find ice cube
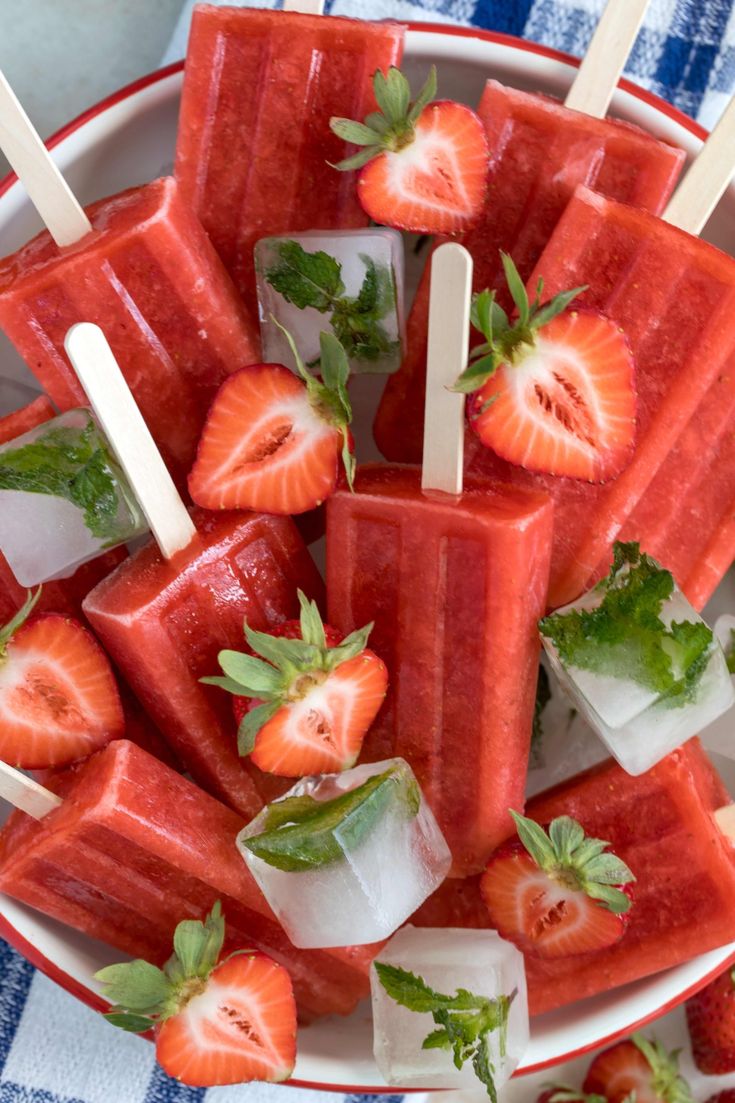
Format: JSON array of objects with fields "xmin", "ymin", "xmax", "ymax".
[
  {"xmin": 0, "ymin": 408, "xmax": 147, "ymax": 586},
  {"xmin": 236, "ymin": 758, "xmax": 451, "ymax": 948},
  {"xmin": 540, "ymin": 550, "xmax": 735, "ymax": 776},
  {"xmin": 370, "ymin": 925, "xmax": 528, "ymax": 1090},
  {"xmin": 255, "ymin": 230, "xmax": 405, "ymax": 375}
]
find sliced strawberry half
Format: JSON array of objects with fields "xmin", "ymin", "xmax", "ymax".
[
  {"xmin": 480, "ymin": 811, "xmax": 635, "ymax": 959},
  {"xmin": 454, "ymin": 253, "xmax": 636, "ymax": 482},
  {"xmin": 583, "ymin": 1034, "xmax": 693, "ymax": 1103},
  {"xmin": 189, "ymin": 330, "xmax": 354, "ymax": 515},
  {"xmin": 0, "ymin": 591, "xmax": 124, "ymax": 769},
  {"xmin": 97, "ymin": 903, "xmax": 297, "ymax": 1088},
  {"xmin": 205, "ymin": 590, "xmax": 388, "ymax": 776},
  {"xmin": 686, "ymin": 964, "xmax": 735, "ymax": 1074},
  {"xmin": 331, "ymin": 67, "xmax": 488, "ymax": 235}
]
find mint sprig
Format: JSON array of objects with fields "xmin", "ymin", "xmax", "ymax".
[
  {"xmin": 241, "ymin": 764, "xmax": 420, "ymax": 872},
  {"xmin": 374, "ymin": 962, "xmax": 514, "ymax": 1102},
  {"xmin": 271, "ymin": 320, "xmax": 355, "ymax": 491},
  {"xmin": 202, "ymin": 590, "xmax": 376, "ymax": 754},
  {"xmin": 540, "ymin": 541, "xmax": 715, "ymax": 706},
  {"xmin": 452, "ymin": 253, "xmax": 586, "ymax": 397},
  {"xmin": 264, "ymin": 241, "xmax": 399, "ymax": 366},
  {"xmin": 0, "ymin": 412, "xmax": 129, "ymax": 543},
  {"xmin": 330, "ymin": 66, "xmax": 437, "ymax": 171},
  {"xmin": 96, "ymin": 903, "xmax": 229, "ymax": 1034},
  {"xmin": 511, "ymin": 810, "xmax": 635, "ymax": 914},
  {"xmin": 631, "ymin": 1033, "xmax": 693, "ymax": 1103}
]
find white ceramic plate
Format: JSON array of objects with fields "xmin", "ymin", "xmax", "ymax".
[{"xmin": 1, "ymin": 23, "xmax": 735, "ymax": 1092}]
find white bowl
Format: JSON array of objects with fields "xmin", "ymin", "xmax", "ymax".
[{"xmin": 1, "ymin": 22, "xmax": 735, "ymax": 1093}]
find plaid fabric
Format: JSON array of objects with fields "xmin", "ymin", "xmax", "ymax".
[{"xmin": 4, "ymin": 1, "xmax": 735, "ymax": 1100}]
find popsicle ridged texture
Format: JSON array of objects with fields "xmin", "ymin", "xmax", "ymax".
[
  {"xmin": 174, "ymin": 6, "xmax": 405, "ymax": 313},
  {"xmin": 327, "ymin": 465, "xmax": 553, "ymax": 877},
  {"xmin": 374, "ymin": 80, "xmax": 685, "ymax": 464},
  {"xmin": 83, "ymin": 509, "xmax": 324, "ymax": 819},
  {"xmin": 0, "ymin": 740, "xmax": 374, "ymax": 1022},
  {"xmin": 0, "ymin": 177, "xmax": 259, "ymax": 484}
]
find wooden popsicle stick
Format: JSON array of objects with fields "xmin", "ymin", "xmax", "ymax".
[
  {"xmin": 0, "ymin": 761, "xmax": 61, "ymax": 820},
  {"xmin": 715, "ymin": 805, "xmax": 735, "ymax": 839},
  {"xmin": 564, "ymin": 0, "xmax": 649, "ymax": 118},
  {"xmin": 663, "ymin": 93, "xmax": 735, "ymax": 236},
  {"xmin": 64, "ymin": 324, "xmax": 196, "ymax": 560},
  {"xmin": 421, "ymin": 243, "xmax": 473, "ymax": 496},
  {"xmin": 0, "ymin": 70, "xmax": 91, "ymax": 248},
  {"xmin": 282, "ymin": 0, "xmax": 325, "ymax": 12}
]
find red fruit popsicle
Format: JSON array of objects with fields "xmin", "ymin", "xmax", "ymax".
[
  {"xmin": 174, "ymin": 5, "xmax": 405, "ymax": 312},
  {"xmin": 374, "ymin": 76, "xmax": 684, "ymax": 464},
  {"xmin": 63, "ymin": 324, "xmax": 323, "ymax": 819},
  {"xmin": 0, "ymin": 396, "xmax": 126, "ymax": 623},
  {"xmin": 0, "ymin": 739, "xmax": 373, "ymax": 1021},
  {"xmin": 412, "ymin": 739, "xmax": 735, "ymax": 1015},
  {"xmin": 466, "ymin": 184, "xmax": 735, "ymax": 608},
  {"xmin": 0, "ymin": 177, "xmax": 258, "ymax": 483},
  {"xmin": 327, "ymin": 246, "xmax": 553, "ymax": 876}
]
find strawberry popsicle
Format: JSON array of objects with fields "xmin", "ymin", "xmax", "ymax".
[
  {"xmin": 465, "ymin": 184, "xmax": 735, "ymax": 608},
  {"xmin": 412, "ymin": 739, "xmax": 735, "ymax": 1014},
  {"xmin": 327, "ymin": 246, "xmax": 553, "ymax": 876},
  {"xmin": 0, "ymin": 177, "xmax": 259, "ymax": 483},
  {"xmin": 0, "ymin": 739, "xmax": 373, "ymax": 1021},
  {"xmin": 174, "ymin": 5, "xmax": 405, "ymax": 313},
  {"xmin": 62, "ymin": 323, "xmax": 323, "ymax": 818},
  {"xmin": 374, "ymin": 78, "xmax": 685, "ymax": 464}
]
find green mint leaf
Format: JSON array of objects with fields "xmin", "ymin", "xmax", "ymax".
[
  {"xmin": 0, "ymin": 586, "xmax": 42, "ymax": 652},
  {"xmin": 0, "ymin": 414, "xmax": 126, "ymax": 542},
  {"xmin": 375, "ymin": 964, "xmax": 512, "ymax": 1101},
  {"xmin": 243, "ymin": 765, "xmax": 418, "ymax": 872},
  {"xmin": 94, "ymin": 960, "xmax": 171, "ymax": 1014},
  {"xmin": 103, "ymin": 1011, "xmax": 155, "ymax": 1034},
  {"xmin": 237, "ymin": 700, "xmax": 280, "ymax": 756},
  {"xmin": 264, "ymin": 794, "xmax": 324, "ymax": 830},
  {"xmin": 265, "ymin": 240, "xmax": 344, "ymax": 313},
  {"xmin": 216, "ymin": 650, "xmax": 284, "ymax": 697},
  {"xmin": 540, "ymin": 541, "xmax": 714, "ymax": 705}
]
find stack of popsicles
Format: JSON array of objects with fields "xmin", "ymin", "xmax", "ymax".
[{"xmin": 3, "ymin": 0, "xmax": 735, "ymax": 1086}]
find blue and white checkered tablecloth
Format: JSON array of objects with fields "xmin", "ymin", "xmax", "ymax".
[{"xmin": 4, "ymin": 1, "xmax": 735, "ymax": 1101}]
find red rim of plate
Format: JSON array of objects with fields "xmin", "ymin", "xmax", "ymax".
[{"xmin": 0, "ymin": 22, "xmax": 719, "ymax": 1088}]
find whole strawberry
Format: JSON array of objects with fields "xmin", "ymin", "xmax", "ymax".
[
  {"xmin": 480, "ymin": 810, "xmax": 635, "ymax": 958},
  {"xmin": 686, "ymin": 964, "xmax": 735, "ymax": 1073},
  {"xmin": 453, "ymin": 254, "xmax": 636, "ymax": 482},
  {"xmin": 96, "ymin": 903, "xmax": 297, "ymax": 1087},
  {"xmin": 204, "ymin": 590, "xmax": 388, "ymax": 776},
  {"xmin": 583, "ymin": 1033, "xmax": 693, "ymax": 1103},
  {"xmin": 0, "ymin": 588, "xmax": 123, "ymax": 768},
  {"xmin": 189, "ymin": 327, "xmax": 354, "ymax": 515},
  {"xmin": 704, "ymin": 1094, "xmax": 735, "ymax": 1102},
  {"xmin": 330, "ymin": 66, "xmax": 488, "ymax": 235}
]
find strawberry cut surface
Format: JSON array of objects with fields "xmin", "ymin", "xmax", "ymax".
[
  {"xmin": 468, "ymin": 309, "xmax": 635, "ymax": 482},
  {"xmin": 480, "ymin": 842, "xmax": 630, "ymax": 958},
  {"xmin": 0, "ymin": 613, "xmax": 124, "ymax": 769},
  {"xmin": 156, "ymin": 952, "xmax": 297, "ymax": 1088},
  {"xmin": 584, "ymin": 1040, "xmax": 657, "ymax": 1102},
  {"xmin": 189, "ymin": 363, "xmax": 344, "ymax": 515},
  {"xmin": 358, "ymin": 101, "xmax": 489, "ymax": 235}
]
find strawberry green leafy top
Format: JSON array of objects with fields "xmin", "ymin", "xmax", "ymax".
[
  {"xmin": 330, "ymin": 66, "xmax": 438, "ymax": 171},
  {"xmin": 540, "ymin": 541, "xmax": 714, "ymax": 705},
  {"xmin": 203, "ymin": 590, "xmax": 375, "ymax": 754},
  {"xmin": 511, "ymin": 810, "xmax": 635, "ymax": 915},
  {"xmin": 452, "ymin": 252, "xmax": 586, "ymax": 400},
  {"xmin": 374, "ymin": 961, "xmax": 514, "ymax": 1102},
  {"xmin": 632, "ymin": 1033, "xmax": 693, "ymax": 1103},
  {"xmin": 95, "ymin": 903, "xmax": 229, "ymax": 1034}
]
